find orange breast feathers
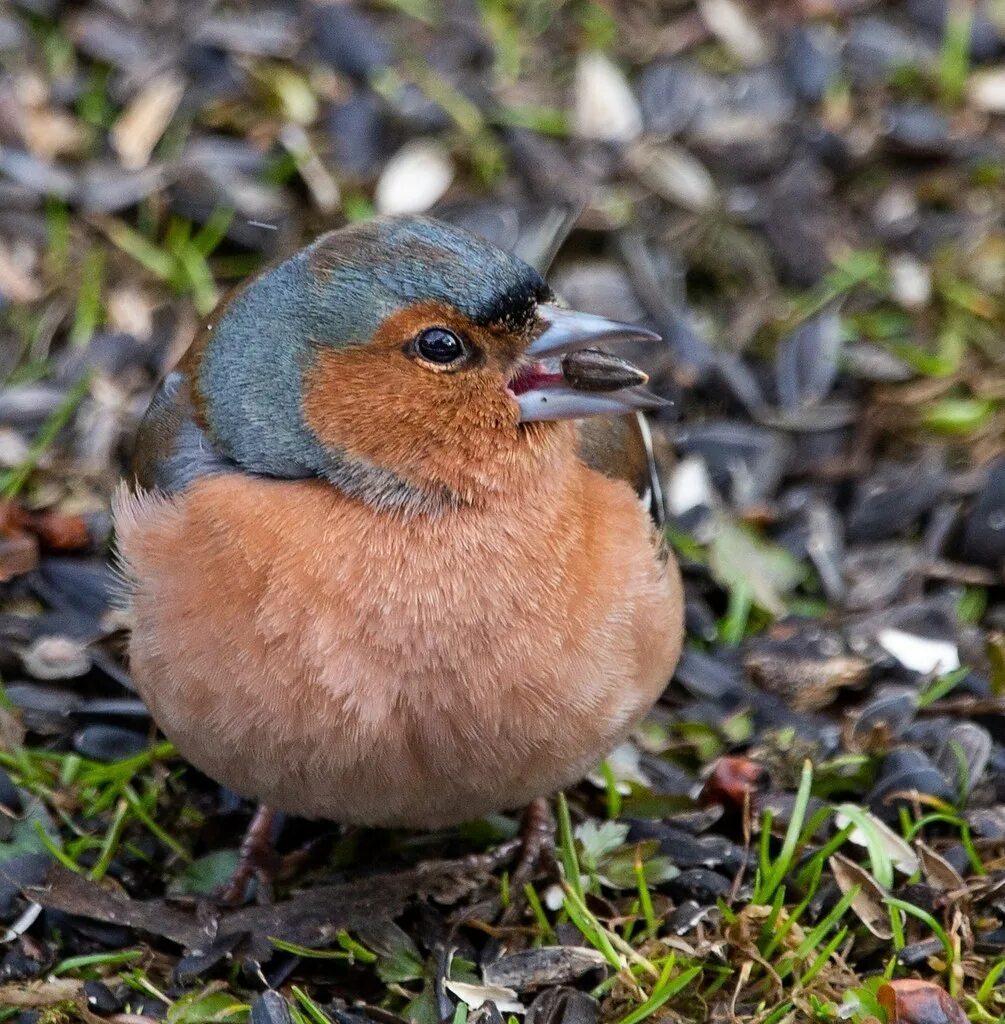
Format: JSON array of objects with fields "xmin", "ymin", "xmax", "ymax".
[{"xmin": 113, "ymin": 464, "xmax": 683, "ymax": 828}]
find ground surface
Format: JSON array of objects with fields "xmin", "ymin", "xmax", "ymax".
[{"xmin": 0, "ymin": 1, "xmax": 1004, "ymax": 1022}]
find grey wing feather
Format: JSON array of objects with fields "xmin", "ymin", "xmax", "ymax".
[{"xmin": 131, "ymin": 372, "xmax": 236, "ymax": 494}]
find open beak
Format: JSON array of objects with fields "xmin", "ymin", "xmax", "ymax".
[{"xmin": 509, "ymin": 303, "xmax": 669, "ymax": 422}]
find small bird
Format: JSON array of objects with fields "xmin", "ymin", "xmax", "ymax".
[{"xmin": 114, "ymin": 215, "xmax": 683, "ymax": 897}]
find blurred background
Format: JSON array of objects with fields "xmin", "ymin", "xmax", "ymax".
[
  {"xmin": 0, "ymin": 0, "xmax": 1004, "ymax": 1018},
  {"xmin": 0, "ymin": 0, "xmax": 1003, "ymax": 514}
]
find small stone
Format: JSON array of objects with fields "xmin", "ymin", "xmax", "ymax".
[
  {"xmin": 250, "ymin": 992, "xmax": 294, "ymax": 1024},
  {"xmin": 312, "ymin": 4, "xmax": 392, "ymax": 80},
  {"xmin": 846, "ymin": 17, "xmax": 934, "ymax": 86},
  {"xmin": 666, "ymin": 867, "xmax": 732, "ymax": 903},
  {"xmin": 869, "ymin": 749, "xmax": 956, "ymax": 811},
  {"xmin": 884, "ymin": 104, "xmax": 952, "ymax": 157},
  {"xmin": 0, "ymin": 428, "xmax": 30, "ymax": 468},
  {"xmin": 850, "ymin": 686, "xmax": 919, "ymax": 742},
  {"xmin": 935, "ymin": 723, "xmax": 992, "ymax": 797},
  {"xmin": 638, "ymin": 60, "xmax": 717, "ymax": 136},
  {"xmin": 0, "ymin": 532, "xmax": 38, "ymax": 582},
  {"xmin": 667, "ymin": 456, "xmax": 716, "ymax": 516},
  {"xmin": 874, "ymin": 186, "xmax": 920, "ymax": 235}
]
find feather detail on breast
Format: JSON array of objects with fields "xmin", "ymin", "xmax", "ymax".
[{"xmin": 112, "ymin": 466, "xmax": 683, "ymax": 828}]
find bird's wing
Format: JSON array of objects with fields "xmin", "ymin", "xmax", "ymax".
[
  {"xmin": 577, "ymin": 413, "xmax": 666, "ymax": 526},
  {"xmin": 131, "ymin": 371, "xmax": 236, "ymax": 494}
]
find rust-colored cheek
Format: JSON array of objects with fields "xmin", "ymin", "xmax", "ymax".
[{"xmin": 301, "ymin": 343, "xmax": 533, "ymax": 501}]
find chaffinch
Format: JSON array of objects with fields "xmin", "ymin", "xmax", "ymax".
[{"xmin": 114, "ymin": 215, "xmax": 683, "ymax": 898}]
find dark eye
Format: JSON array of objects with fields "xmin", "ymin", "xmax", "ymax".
[{"xmin": 415, "ymin": 327, "xmax": 465, "ymax": 365}]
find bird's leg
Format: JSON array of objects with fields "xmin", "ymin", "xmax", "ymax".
[
  {"xmin": 493, "ymin": 798, "xmax": 557, "ymax": 926},
  {"xmin": 217, "ymin": 803, "xmax": 280, "ymax": 906},
  {"xmin": 509, "ymin": 797, "xmax": 557, "ymax": 894}
]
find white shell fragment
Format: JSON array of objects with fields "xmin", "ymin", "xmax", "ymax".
[
  {"xmin": 969, "ymin": 68, "xmax": 1005, "ymax": 113},
  {"xmin": 1, "ymin": 902, "xmax": 42, "ymax": 944},
  {"xmin": 573, "ymin": 52, "xmax": 642, "ymax": 143},
  {"xmin": 586, "ymin": 741, "xmax": 648, "ymax": 791},
  {"xmin": 374, "ymin": 139, "xmax": 454, "ymax": 215},
  {"xmin": 21, "ymin": 636, "xmax": 92, "ymax": 680},
  {"xmin": 834, "ymin": 804, "xmax": 920, "ymax": 875},
  {"xmin": 889, "ymin": 254, "xmax": 932, "ymax": 309},
  {"xmin": 668, "ymin": 456, "xmax": 716, "ymax": 516},
  {"xmin": 443, "ymin": 981, "xmax": 525, "ymax": 1014},
  {"xmin": 876, "ymin": 628, "xmax": 960, "ymax": 675},
  {"xmin": 111, "ymin": 73, "xmax": 186, "ymax": 171},
  {"xmin": 627, "ymin": 143, "xmax": 717, "ymax": 212},
  {"xmin": 697, "ymin": 0, "xmax": 770, "ymax": 66}
]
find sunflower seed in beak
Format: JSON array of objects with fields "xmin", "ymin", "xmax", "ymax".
[{"xmin": 561, "ymin": 348, "xmax": 650, "ymax": 392}]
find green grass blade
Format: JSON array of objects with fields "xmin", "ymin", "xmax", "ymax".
[
  {"xmin": 616, "ymin": 963, "xmax": 701, "ymax": 1024},
  {"xmin": 758, "ymin": 760, "xmax": 813, "ymax": 903},
  {"xmin": 556, "ymin": 792, "xmax": 583, "ymax": 900}
]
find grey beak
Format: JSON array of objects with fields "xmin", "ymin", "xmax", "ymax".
[
  {"xmin": 516, "ymin": 385, "xmax": 667, "ymax": 421},
  {"xmin": 525, "ymin": 304, "xmax": 662, "ymax": 358},
  {"xmin": 516, "ymin": 303, "xmax": 668, "ymax": 422}
]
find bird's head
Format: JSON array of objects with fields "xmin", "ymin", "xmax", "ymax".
[{"xmin": 185, "ymin": 215, "xmax": 662, "ymax": 513}]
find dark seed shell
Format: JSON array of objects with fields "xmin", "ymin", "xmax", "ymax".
[{"xmin": 560, "ymin": 349, "xmax": 649, "ymax": 392}]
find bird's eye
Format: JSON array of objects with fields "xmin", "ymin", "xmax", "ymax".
[{"xmin": 415, "ymin": 327, "xmax": 465, "ymax": 365}]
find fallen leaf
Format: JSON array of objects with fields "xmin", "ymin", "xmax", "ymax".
[
  {"xmin": 25, "ymin": 508, "xmax": 91, "ymax": 550},
  {"xmin": 834, "ymin": 804, "xmax": 919, "ymax": 882},
  {"xmin": 575, "ymin": 820, "xmax": 630, "ymax": 864},
  {"xmin": 1, "ymin": 787, "xmax": 58, "ymax": 864},
  {"xmin": 701, "ymin": 755, "xmax": 767, "ymax": 809},
  {"xmin": 829, "ymin": 853, "xmax": 893, "ymax": 939},
  {"xmin": 915, "ymin": 841, "xmax": 964, "ymax": 892},
  {"xmin": 29, "ymin": 855, "xmax": 502, "ymax": 962},
  {"xmin": 169, "ymin": 849, "xmax": 241, "ymax": 897},
  {"xmin": 0, "ymin": 977, "xmax": 81, "ymax": 1007},
  {"xmin": 358, "ymin": 921, "xmax": 425, "ymax": 984},
  {"xmin": 878, "ymin": 980, "xmax": 968, "ymax": 1024}
]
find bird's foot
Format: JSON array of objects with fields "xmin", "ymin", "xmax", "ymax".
[
  {"xmin": 511, "ymin": 796, "xmax": 557, "ymax": 890},
  {"xmin": 216, "ymin": 804, "xmax": 281, "ymax": 907}
]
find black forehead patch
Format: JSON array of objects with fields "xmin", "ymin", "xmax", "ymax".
[
  {"xmin": 308, "ymin": 215, "xmax": 553, "ymax": 331},
  {"xmin": 474, "ymin": 272, "xmax": 553, "ymax": 330}
]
